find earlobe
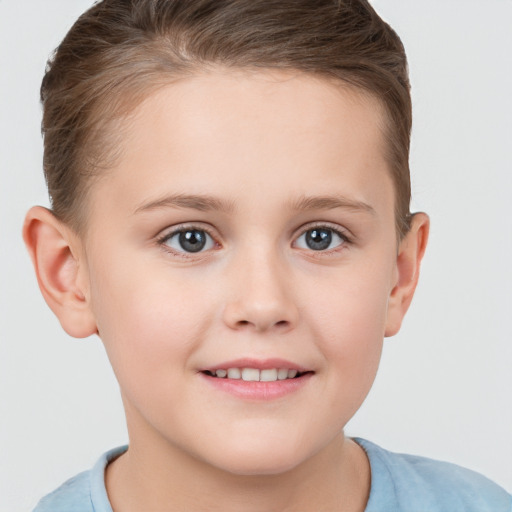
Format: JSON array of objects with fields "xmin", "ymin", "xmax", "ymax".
[
  {"xmin": 385, "ymin": 212, "xmax": 429, "ymax": 337},
  {"xmin": 23, "ymin": 206, "xmax": 97, "ymax": 338}
]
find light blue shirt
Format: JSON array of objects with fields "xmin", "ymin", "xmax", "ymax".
[{"xmin": 33, "ymin": 439, "xmax": 511, "ymax": 511}]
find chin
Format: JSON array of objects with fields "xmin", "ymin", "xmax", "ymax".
[
  {"xmin": 218, "ymin": 457, "xmax": 303, "ymax": 477},
  {"xmin": 203, "ymin": 437, "xmax": 314, "ymax": 477}
]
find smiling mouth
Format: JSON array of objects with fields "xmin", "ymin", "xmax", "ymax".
[{"xmin": 202, "ymin": 368, "xmax": 311, "ymax": 382}]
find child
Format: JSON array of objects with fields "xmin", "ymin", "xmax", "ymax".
[{"xmin": 22, "ymin": 0, "xmax": 511, "ymax": 510}]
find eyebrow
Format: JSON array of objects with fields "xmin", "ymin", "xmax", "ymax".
[
  {"xmin": 288, "ymin": 194, "xmax": 376, "ymax": 216},
  {"xmin": 134, "ymin": 193, "xmax": 236, "ymax": 215},
  {"xmin": 134, "ymin": 192, "xmax": 375, "ymax": 216}
]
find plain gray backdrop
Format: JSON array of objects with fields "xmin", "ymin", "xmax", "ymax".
[{"xmin": 1, "ymin": 1, "xmax": 511, "ymax": 510}]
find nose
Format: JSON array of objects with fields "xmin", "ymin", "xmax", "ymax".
[{"xmin": 222, "ymin": 248, "xmax": 299, "ymax": 333}]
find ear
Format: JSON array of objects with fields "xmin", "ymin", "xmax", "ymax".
[
  {"xmin": 23, "ymin": 206, "xmax": 97, "ymax": 338},
  {"xmin": 385, "ymin": 212, "xmax": 429, "ymax": 337}
]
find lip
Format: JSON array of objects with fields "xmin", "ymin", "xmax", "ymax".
[{"xmin": 199, "ymin": 358, "xmax": 314, "ymax": 401}]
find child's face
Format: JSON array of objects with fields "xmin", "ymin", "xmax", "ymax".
[{"xmin": 78, "ymin": 70, "xmax": 405, "ymax": 474}]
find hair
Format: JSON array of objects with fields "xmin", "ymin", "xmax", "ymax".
[{"xmin": 41, "ymin": 0, "xmax": 412, "ymax": 237}]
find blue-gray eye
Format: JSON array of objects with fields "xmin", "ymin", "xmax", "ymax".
[
  {"xmin": 164, "ymin": 229, "xmax": 215, "ymax": 253},
  {"xmin": 295, "ymin": 228, "xmax": 345, "ymax": 251}
]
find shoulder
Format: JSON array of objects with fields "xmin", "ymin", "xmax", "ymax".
[
  {"xmin": 32, "ymin": 446, "xmax": 127, "ymax": 512},
  {"xmin": 32, "ymin": 470, "xmax": 92, "ymax": 512},
  {"xmin": 355, "ymin": 438, "xmax": 512, "ymax": 512}
]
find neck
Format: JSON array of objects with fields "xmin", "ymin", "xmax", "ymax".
[{"xmin": 106, "ymin": 434, "xmax": 369, "ymax": 512}]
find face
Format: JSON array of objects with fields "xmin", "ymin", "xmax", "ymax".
[{"xmin": 79, "ymin": 70, "xmax": 400, "ymax": 475}]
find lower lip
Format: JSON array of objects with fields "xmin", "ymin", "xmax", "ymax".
[{"xmin": 200, "ymin": 372, "xmax": 313, "ymax": 400}]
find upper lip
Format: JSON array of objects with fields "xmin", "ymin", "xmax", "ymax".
[{"xmin": 200, "ymin": 358, "xmax": 311, "ymax": 372}]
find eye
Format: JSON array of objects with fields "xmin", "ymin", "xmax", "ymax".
[
  {"xmin": 295, "ymin": 227, "xmax": 347, "ymax": 251},
  {"xmin": 161, "ymin": 228, "xmax": 215, "ymax": 253}
]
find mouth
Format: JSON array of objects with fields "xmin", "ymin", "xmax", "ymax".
[
  {"xmin": 201, "ymin": 367, "xmax": 312, "ymax": 382},
  {"xmin": 199, "ymin": 359, "xmax": 314, "ymax": 399}
]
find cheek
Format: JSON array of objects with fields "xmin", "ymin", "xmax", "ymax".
[
  {"xmin": 88, "ymin": 256, "xmax": 213, "ymax": 395},
  {"xmin": 307, "ymin": 258, "xmax": 392, "ymax": 345},
  {"xmin": 304, "ymin": 260, "xmax": 392, "ymax": 408}
]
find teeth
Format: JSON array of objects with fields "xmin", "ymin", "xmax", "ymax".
[
  {"xmin": 260, "ymin": 369, "xmax": 278, "ymax": 382},
  {"xmin": 241, "ymin": 368, "xmax": 260, "ymax": 381},
  {"xmin": 227, "ymin": 368, "xmax": 241, "ymax": 379},
  {"xmin": 208, "ymin": 367, "xmax": 303, "ymax": 381},
  {"xmin": 277, "ymin": 368, "xmax": 289, "ymax": 380}
]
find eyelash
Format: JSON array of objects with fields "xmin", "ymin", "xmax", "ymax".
[{"xmin": 156, "ymin": 222, "xmax": 353, "ymax": 258}]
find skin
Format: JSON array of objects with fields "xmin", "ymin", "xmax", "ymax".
[{"xmin": 24, "ymin": 69, "xmax": 428, "ymax": 511}]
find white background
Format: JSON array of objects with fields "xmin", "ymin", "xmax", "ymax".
[{"xmin": 1, "ymin": 1, "xmax": 511, "ymax": 510}]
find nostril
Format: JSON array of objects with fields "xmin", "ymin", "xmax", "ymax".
[
  {"xmin": 236, "ymin": 319, "xmax": 289, "ymax": 329},
  {"xmin": 223, "ymin": 294, "xmax": 299, "ymax": 332}
]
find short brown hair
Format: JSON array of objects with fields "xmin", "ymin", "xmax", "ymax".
[{"xmin": 41, "ymin": 0, "xmax": 412, "ymax": 236}]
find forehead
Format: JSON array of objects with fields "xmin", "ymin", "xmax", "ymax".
[{"xmin": 87, "ymin": 69, "xmax": 393, "ymax": 225}]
